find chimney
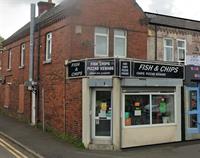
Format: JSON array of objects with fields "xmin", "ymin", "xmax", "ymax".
[{"xmin": 37, "ymin": 0, "xmax": 55, "ymax": 16}]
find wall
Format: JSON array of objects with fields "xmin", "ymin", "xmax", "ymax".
[
  {"xmin": 148, "ymin": 25, "xmax": 200, "ymax": 61},
  {"xmin": 70, "ymin": 0, "xmax": 148, "ymax": 60}
]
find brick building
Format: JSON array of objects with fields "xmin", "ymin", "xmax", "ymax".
[
  {"xmin": 146, "ymin": 12, "xmax": 200, "ymax": 142},
  {"xmin": 0, "ymin": 0, "xmax": 152, "ymax": 149}
]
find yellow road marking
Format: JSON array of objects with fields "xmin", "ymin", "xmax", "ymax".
[
  {"xmin": 0, "ymin": 143, "xmax": 21, "ymax": 158},
  {"xmin": 0, "ymin": 138, "xmax": 28, "ymax": 158}
]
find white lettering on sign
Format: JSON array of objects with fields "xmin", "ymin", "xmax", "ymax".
[
  {"xmin": 71, "ymin": 62, "xmax": 80, "ymax": 67},
  {"xmin": 138, "ymin": 64, "xmax": 154, "ymax": 71},
  {"xmin": 160, "ymin": 66, "xmax": 179, "ymax": 73}
]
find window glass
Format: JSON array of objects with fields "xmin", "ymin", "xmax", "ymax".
[
  {"xmin": 95, "ymin": 91, "xmax": 111, "ymax": 137},
  {"xmin": 178, "ymin": 40, "xmax": 185, "ymax": 47},
  {"xmin": 114, "ymin": 30, "xmax": 127, "ymax": 57},
  {"xmin": 124, "ymin": 94, "xmax": 175, "ymax": 127},
  {"xmin": 125, "ymin": 95, "xmax": 150, "ymax": 126},
  {"xmin": 177, "ymin": 40, "xmax": 186, "ymax": 61},
  {"xmin": 165, "ymin": 47, "xmax": 173, "ymax": 61},
  {"xmin": 165, "ymin": 39, "xmax": 173, "ymax": 46},
  {"xmin": 8, "ymin": 50, "xmax": 12, "ymax": 69},
  {"xmin": 189, "ymin": 114, "xmax": 197, "ymax": 128},
  {"xmin": 20, "ymin": 44, "xmax": 25, "ymax": 67},
  {"xmin": 46, "ymin": 33, "xmax": 52, "ymax": 61},
  {"xmin": 152, "ymin": 95, "xmax": 175, "ymax": 124},
  {"xmin": 96, "ymin": 36, "xmax": 108, "ymax": 56},
  {"xmin": 190, "ymin": 91, "xmax": 197, "ymax": 111},
  {"xmin": 95, "ymin": 27, "xmax": 108, "ymax": 34},
  {"xmin": 164, "ymin": 39, "xmax": 173, "ymax": 61},
  {"xmin": 95, "ymin": 27, "xmax": 108, "ymax": 57},
  {"xmin": 115, "ymin": 30, "xmax": 126, "ymax": 36}
]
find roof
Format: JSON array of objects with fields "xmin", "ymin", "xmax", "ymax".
[
  {"xmin": 3, "ymin": 0, "xmax": 78, "ymax": 46},
  {"xmin": 145, "ymin": 12, "xmax": 200, "ymax": 31}
]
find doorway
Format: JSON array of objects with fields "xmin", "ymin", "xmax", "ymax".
[
  {"xmin": 92, "ymin": 89, "xmax": 112, "ymax": 143},
  {"xmin": 185, "ymin": 87, "xmax": 200, "ymax": 139}
]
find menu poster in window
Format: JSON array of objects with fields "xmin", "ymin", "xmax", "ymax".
[
  {"xmin": 68, "ymin": 61, "xmax": 85, "ymax": 78},
  {"xmin": 133, "ymin": 62, "xmax": 184, "ymax": 79},
  {"xmin": 120, "ymin": 61, "xmax": 131, "ymax": 77},
  {"xmin": 87, "ymin": 59, "xmax": 115, "ymax": 76}
]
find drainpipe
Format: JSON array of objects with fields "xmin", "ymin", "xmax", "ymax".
[
  {"xmin": 29, "ymin": 3, "xmax": 36, "ymax": 126},
  {"xmin": 64, "ymin": 62, "xmax": 67, "ymax": 134},
  {"xmin": 37, "ymin": 22, "xmax": 41, "ymax": 123},
  {"xmin": 155, "ymin": 25, "xmax": 158, "ymax": 60}
]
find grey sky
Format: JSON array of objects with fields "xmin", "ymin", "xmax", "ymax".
[{"xmin": 1, "ymin": 0, "xmax": 200, "ymax": 39}]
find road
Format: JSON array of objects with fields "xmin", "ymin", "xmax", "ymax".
[{"xmin": 0, "ymin": 136, "xmax": 35, "ymax": 158}]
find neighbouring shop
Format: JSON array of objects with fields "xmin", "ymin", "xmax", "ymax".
[
  {"xmin": 184, "ymin": 65, "xmax": 200, "ymax": 140},
  {"xmin": 67, "ymin": 58, "xmax": 184, "ymax": 149}
]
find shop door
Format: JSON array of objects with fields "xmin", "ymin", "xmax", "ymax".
[
  {"xmin": 92, "ymin": 90, "xmax": 112, "ymax": 142},
  {"xmin": 187, "ymin": 87, "xmax": 200, "ymax": 134}
]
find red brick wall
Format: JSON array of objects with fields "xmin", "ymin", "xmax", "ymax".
[
  {"xmin": 69, "ymin": 0, "xmax": 147, "ymax": 60},
  {"xmin": 0, "ymin": 0, "xmax": 147, "ymax": 139}
]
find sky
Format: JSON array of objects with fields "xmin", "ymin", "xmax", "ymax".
[{"xmin": 1, "ymin": 0, "xmax": 200, "ymax": 39}]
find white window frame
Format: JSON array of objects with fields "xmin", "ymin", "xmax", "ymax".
[
  {"xmin": 164, "ymin": 38, "xmax": 174, "ymax": 61},
  {"xmin": 123, "ymin": 92, "xmax": 176, "ymax": 129},
  {"xmin": 177, "ymin": 39, "xmax": 186, "ymax": 63},
  {"xmin": 7, "ymin": 50, "xmax": 12, "ymax": 70},
  {"xmin": 20, "ymin": 43, "xmax": 25, "ymax": 68},
  {"xmin": 94, "ymin": 27, "xmax": 109, "ymax": 57},
  {"xmin": 45, "ymin": 32, "xmax": 52, "ymax": 62},
  {"xmin": 114, "ymin": 29, "xmax": 127, "ymax": 58}
]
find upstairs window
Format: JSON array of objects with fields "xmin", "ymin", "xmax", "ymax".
[
  {"xmin": 177, "ymin": 39, "xmax": 186, "ymax": 62},
  {"xmin": 45, "ymin": 32, "xmax": 52, "ymax": 62},
  {"xmin": 8, "ymin": 50, "xmax": 12, "ymax": 70},
  {"xmin": 164, "ymin": 38, "xmax": 174, "ymax": 61},
  {"xmin": 20, "ymin": 43, "xmax": 25, "ymax": 67},
  {"xmin": 95, "ymin": 27, "xmax": 109, "ymax": 57},
  {"xmin": 114, "ymin": 30, "xmax": 127, "ymax": 58}
]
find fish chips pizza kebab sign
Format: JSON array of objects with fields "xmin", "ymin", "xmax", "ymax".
[{"xmin": 133, "ymin": 62, "xmax": 184, "ymax": 79}]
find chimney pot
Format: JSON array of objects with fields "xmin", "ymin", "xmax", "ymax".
[{"xmin": 38, "ymin": 0, "xmax": 55, "ymax": 16}]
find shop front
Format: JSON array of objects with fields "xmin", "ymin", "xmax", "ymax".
[
  {"xmin": 67, "ymin": 58, "xmax": 184, "ymax": 150},
  {"xmin": 184, "ymin": 66, "xmax": 200, "ymax": 140}
]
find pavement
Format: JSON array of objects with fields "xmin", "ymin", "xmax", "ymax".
[{"xmin": 1, "ymin": 114, "xmax": 200, "ymax": 158}]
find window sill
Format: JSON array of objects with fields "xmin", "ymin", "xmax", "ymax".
[
  {"xmin": 7, "ymin": 69, "xmax": 12, "ymax": 72},
  {"xmin": 19, "ymin": 66, "xmax": 25, "ymax": 69},
  {"xmin": 43, "ymin": 60, "xmax": 52, "ymax": 65},
  {"xmin": 123, "ymin": 123, "xmax": 177, "ymax": 129},
  {"xmin": 17, "ymin": 110, "xmax": 24, "ymax": 114},
  {"xmin": 4, "ymin": 105, "xmax": 9, "ymax": 109}
]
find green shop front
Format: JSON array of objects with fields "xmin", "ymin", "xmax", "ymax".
[{"xmin": 67, "ymin": 58, "xmax": 184, "ymax": 149}]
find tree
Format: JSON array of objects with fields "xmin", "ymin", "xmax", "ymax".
[{"xmin": 0, "ymin": 36, "xmax": 4, "ymax": 48}]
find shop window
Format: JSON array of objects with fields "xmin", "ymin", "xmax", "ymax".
[
  {"xmin": 164, "ymin": 38, "xmax": 174, "ymax": 61},
  {"xmin": 124, "ymin": 93, "xmax": 175, "ymax": 127},
  {"xmin": 125, "ymin": 95, "xmax": 150, "ymax": 126},
  {"xmin": 18, "ymin": 84, "xmax": 25, "ymax": 113},
  {"xmin": 114, "ymin": 30, "xmax": 127, "ymax": 58},
  {"xmin": 20, "ymin": 43, "xmax": 25, "ymax": 67},
  {"xmin": 152, "ymin": 95, "xmax": 175, "ymax": 124},
  {"xmin": 45, "ymin": 32, "xmax": 52, "ymax": 62},
  {"xmin": 94, "ymin": 27, "xmax": 109, "ymax": 57},
  {"xmin": 177, "ymin": 39, "xmax": 186, "ymax": 62}
]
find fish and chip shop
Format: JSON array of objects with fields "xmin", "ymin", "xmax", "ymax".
[{"xmin": 67, "ymin": 58, "xmax": 184, "ymax": 149}]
